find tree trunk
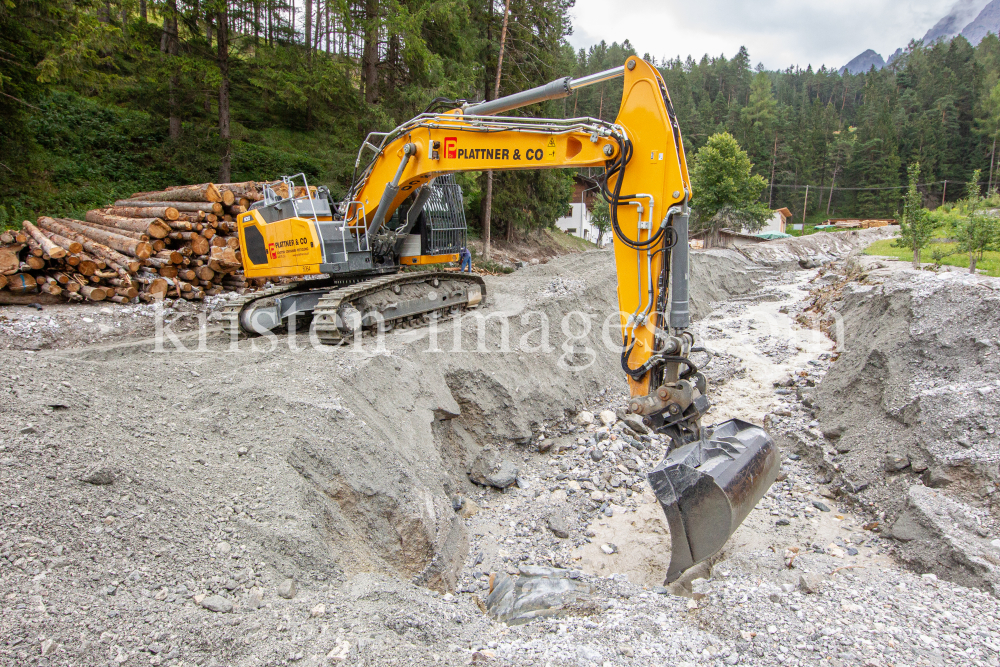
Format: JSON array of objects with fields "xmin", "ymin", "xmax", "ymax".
[
  {"xmin": 22, "ymin": 220, "xmax": 67, "ymax": 259},
  {"xmin": 140, "ymin": 0, "xmax": 147, "ymax": 21},
  {"xmin": 86, "ymin": 210, "xmax": 171, "ymax": 238},
  {"xmin": 481, "ymin": 173, "xmax": 493, "ymax": 261},
  {"xmin": 970, "ymin": 253, "xmax": 977, "ymax": 274},
  {"xmin": 117, "ymin": 199, "xmax": 223, "ymax": 213},
  {"xmin": 162, "ymin": 0, "xmax": 181, "ymax": 140},
  {"xmin": 305, "ymin": 0, "xmax": 312, "ymax": 60},
  {"xmin": 480, "ymin": 0, "xmax": 511, "ymax": 263},
  {"xmin": 913, "ymin": 245, "xmax": 920, "ymax": 270},
  {"xmin": 40, "ymin": 230, "xmax": 82, "ymax": 255},
  {"xmin": 218, "ymin": 5, "xmax": 232, "ymax": 183},
  {"xmin": 126, "ymin": 184, "xmax": 223, "ymax": 203},
  {"xmin": 826, "ymin": 165, "xmax": 838, "ymax": 215},
  {"xmin": 37, "ymin": 218, "xmax": 139, "ymax": 276},
  {"xmin": 105, "ymin": 205, "xmax": 180, "ymax": 221},
  {"xmin": 991, "ymin": 133, "xmax": 997, "ymax": 194},
  {"xmin": 362, "ymin": 0, "xmax": 379, "ymax": 104},
  {"xmin": 40, "ymin": 217, "xmax": 152, "ymax": 259}
]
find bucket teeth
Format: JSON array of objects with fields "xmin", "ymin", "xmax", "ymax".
[{"xmin": 647, "ymin": 419, "xmax": 779, "ymax": 583}]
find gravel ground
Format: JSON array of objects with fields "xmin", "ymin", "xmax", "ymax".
[{"xmin": 3, "ymin": 238, "xmax": 999, "ymax": 667}]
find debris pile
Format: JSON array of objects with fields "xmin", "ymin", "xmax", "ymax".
[{"xmin": 0, "ymin": 181, "xmax": 274, "ymax": 303}]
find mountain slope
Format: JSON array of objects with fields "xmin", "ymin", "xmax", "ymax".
[
  {"xmin": 923, "ymin": 0, "xmax": 990, "ymax": 42},
  {"xmin": 839, "ymin": 49, "xmax": 885, "ymax": 75},
  {"xmin": 961, "ymin": 0, "xmax": 1000, "ymax": 44}
]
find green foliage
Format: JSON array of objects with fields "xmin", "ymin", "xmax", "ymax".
[
  {"xmin": 866, "ymin": 238, "xmax": 1000, "ymax": 276},
  {"xmin": 690, "ymin": 132, "xmax": 770, "ymax": 234},
  {"xmin": 895, "ymin": 163, "xmax": 938, "ymax": 266},
  {"xmin": 952, "ymin": 169, "xmax": 1000, "ymax": 272},
  {"xmin": 590, "ymin": 200, "xmax": 611, "ymax": 245}
]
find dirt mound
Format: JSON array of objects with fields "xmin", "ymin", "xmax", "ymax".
[
  {"xmin": 737, "ymin": 227, "xmax": 895, "ymax": 269},
  {"xmin": 808, "ymin": 268, "xmax": 1000, "ymax": 585}
]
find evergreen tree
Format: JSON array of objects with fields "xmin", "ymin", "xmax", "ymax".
[
  {"xmin": 954, "ymin": 169, "xmax": 999, "ymax": 273},
  {"xmin": 895, "ymin": 163, "xmax": 937, "ymax": 268}
]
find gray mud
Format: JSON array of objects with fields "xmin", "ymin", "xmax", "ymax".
[{"xmin": 3, "ymin": 238, "xmax": 1000, "ymax": 666}]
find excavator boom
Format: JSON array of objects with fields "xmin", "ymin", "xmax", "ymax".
[{"xmin": 234, "ymin": 57, "xmax": 778, "ymax": 583}]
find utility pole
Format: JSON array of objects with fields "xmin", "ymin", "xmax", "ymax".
[
  {"xmin": 802, "ymin": 184, "xmax": 809, "ymax": 223},
  {"xmin": 768, "ymin": 134, "xmax": 777, "ymax": 208},
  {"xmin": 990, "ymin": 132, "xmax": 997, "ymax": 194},
  {"xmin": 481, "ymin": 0, "xmax": 511, "ymax": 262},
  {"xmin": 942, "ymin": 180, "xmax": 947, "ymax": 207}
]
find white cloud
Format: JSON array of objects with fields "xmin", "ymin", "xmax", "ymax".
[{"xmin": 567, "ymin": 0, "xmax": 965, "ymax": 70}]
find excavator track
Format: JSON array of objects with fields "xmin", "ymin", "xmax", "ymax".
[
  {"xmin": 217, "ymin": 281, "xmax": 309, "ymax": 338},
  {"xmin": 217, "ymin": 272, "xmax": 486, "ymax": 345},
  {"xmin": 311, "ymin": 271, "xmax": 486, "ymax": 345}
]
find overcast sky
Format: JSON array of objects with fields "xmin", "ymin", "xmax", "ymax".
[{"xmin": 568, "ymin": 0, "xmax": 980, "ymax": 71}]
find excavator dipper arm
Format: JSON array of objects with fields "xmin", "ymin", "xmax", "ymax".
[{"xmin": 348, "ymin": 57, "xmax": 778, "ymax": 583}]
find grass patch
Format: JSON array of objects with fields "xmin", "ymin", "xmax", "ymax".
[
  {"xmin": 864, "ymin": 239, "xmax": 1000, "ymax": 277},
  {"xmin": 543, "ymin": 228, "xmax": 599, "ymax": 251}
]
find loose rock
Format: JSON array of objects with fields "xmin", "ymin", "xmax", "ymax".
[
  {"xmin": 277, "ymin": 579, "xmax": 297, "ymax": 600},
  {"xmin": 200, "ymin": 595, "xmax": 233, "ymax": 613}
]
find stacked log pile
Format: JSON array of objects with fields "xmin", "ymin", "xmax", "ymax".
[{"xmin": 0, "ymin": 182, "xmax": 271, "ymax": 303}]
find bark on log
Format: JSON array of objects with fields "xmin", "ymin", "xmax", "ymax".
[
  {"xmin": 169, "ymin": 233, "xmax": 209, "ymax": 255},
  {"xmin": 158, "ymin": 266, "xmax": 179, "ymax": 279},
  {"xmin": 7, "ymin": 274, "xmax": 37, "ymax": 294},
  {"xmin": 37, "ymin": 218, "xmax": 140, "ymax": 275},
  {"xmin": 79, "ymin": 285, "xmax": 107, "ymax": 301},
  {"xmin": 78, "ymin": 218, "xmax": 149, "ymax": 241},
  {"xmin": 217, "ymin": 181, "xmax": 262, "ymax": 200},
  {"xmin": 131, "ymin": 183, "xmax": 222, "ymax": 203},
  {"xmin": 196, "ymin": 265, "xmax": 215, "ymax": 281},
  {"xmin": 39, "ymin": 278, "xmax": 62, "ymax": 296},
  {"xmin": 87, "ymin": 210, "xmax": 170, "ymax": 238},
  {"xmin": 166, "ymin": 220, "xmax": 193, "ymax": 231},
  {"xmin": 104, "ymin": 205, "xmax": 180, "ymax": 221},
  {"xmin": 43, "ymin": 230, "xmax": 83, "ymax": 255},
  {"xmin": 23, "ymin": 220, "xmax": 67, "ymax": 259},
  {"xmin": 116, "ymin": 200, "xmax": 223, "ymax": 214},
  {"xmin": 44, "ymin": 217, "xmax": 152, "ymax": 259},
  {"xmin": 0, "ymin": 231, "xmax": 13, "ymax": 244},
  {"xmin": 154, "ymin": 249, "xmax": 184, "ymax": 264},
  {"xmin": 25, "ymin": 235, "xmax": 44, "ymax": 257}
]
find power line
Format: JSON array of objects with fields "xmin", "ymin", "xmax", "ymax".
[
  {"xmin": 770, "ymin": 180, "xmax": 995, "ymax": 193},
  {"xmin": 769, "ymin": 181, "xmax": 947, "ymax": 192}
]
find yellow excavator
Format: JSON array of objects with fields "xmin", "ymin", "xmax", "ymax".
[{"xmin": 221, "ymin": 57, "xmax": 778, "ymax": 584}]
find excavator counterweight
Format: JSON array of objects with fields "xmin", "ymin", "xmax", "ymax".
[{"xmin": 226, "ymin": 57, "xmax": 778, "ymax": 584}]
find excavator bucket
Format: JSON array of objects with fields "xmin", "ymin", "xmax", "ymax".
[{"xmin": 647, "ymin": 419, "xmax": 779, "ymax": 583}]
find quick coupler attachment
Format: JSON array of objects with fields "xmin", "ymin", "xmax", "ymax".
[{"xmin": 646, "ymin": 419, "xmax": 779, "ymax": 583}]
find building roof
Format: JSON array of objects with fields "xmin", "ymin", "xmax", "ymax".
[{"xmin": 775, "ymin": 207, "xmax": 793, "ymax": 219}]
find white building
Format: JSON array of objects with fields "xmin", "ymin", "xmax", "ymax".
[
  {"xmin": 760, "ymin": 207, "xmax": 792, "ymax": 234},
  {"xmin": 553, "ymin": 176, "xmax": 610, "ymax": 246}
]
